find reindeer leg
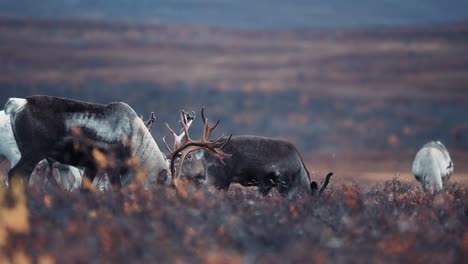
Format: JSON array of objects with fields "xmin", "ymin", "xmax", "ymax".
[
  {"xmin": 109, "ymin": 175, "xmax": 122, "ymax": 190},
  {"xmin": 56, "ymin": 164, "xmax": 71, "ymax": 191},
  {"xmin": 310, "ymin": 181, "xmax": 319, "ymax": 195},
  {"xmin": 108, "ymin": 167, "xmax": 123, "ymax": 190},
  {"xmin": 207, "ymin": 166, "xmax": 230, "ymax": 191},
  {"xmin": 318, "ymin": 172, "xmax": 333, "ymax": 195},
  {"xmin": 45, "ymin": 158, "xmax": 60, "ymax": 189},
  {"xmin": 258, "ymin": 172, "xmax": 276, "ymax": 196},
  {"xmin": 277, "ymin": 175, "xmax": 293, "ymax": 197},
  {"xmin": 81, "ymin": 167, "xmax": 97, "ymax": 191},
  {"xmin": 216, "ymin": 182, "xmax": 231, "ymax": 191},
  {"xmin": 213, "ymin": 174, "xmax": 231, "ymax": 191},
  {"xmin": 8, "ymin": 157, "xmax": 42, "ymax": 186},
  {"xmin": 258, "ymin": 185, "xmax": 273, "ymax": 196}
]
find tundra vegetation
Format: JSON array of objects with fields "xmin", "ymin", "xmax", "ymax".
[
  {"xmin": 1, "ymin": 100, "xmax": 465, "ymax": 263},
  {"xmin": 0, "ymin": 179, "xmax": 467, "ymax": 263}
]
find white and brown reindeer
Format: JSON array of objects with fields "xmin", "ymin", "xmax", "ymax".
[
  {"xmin": 2, "ymin": 105, "xmax": 159, "ymax": 191},
  {"xmin": 412, "ymin": 141, "xmax": 454, "ymax": 193},
  {"xmin": 1, "ymin": 109, "xmax": 83, "ymax": 190},
  {"xmin": 4, "ymin": 95, "xmax": 170, "ymax": 188},
  {"xmin": 168, "ymin": 108, "xmax": 333, "ymax": 198}
]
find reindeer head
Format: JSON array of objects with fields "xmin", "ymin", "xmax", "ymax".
[
  {"xmin": 162, "ymin": 109, "xmax": 202, "ymax": 184},
  {"xmin": 164, "ymin": 108, "xmax": 231, "ymax": 196}
]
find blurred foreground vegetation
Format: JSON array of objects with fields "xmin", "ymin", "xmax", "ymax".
[{"xmin": 1, "ymin": 179, "xmax": 467, "ymax": 263}]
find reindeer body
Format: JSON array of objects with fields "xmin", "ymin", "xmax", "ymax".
[
  {"xmin": 192, "ymin": 135, "xmax": 317, "ymax": 197},
  {"xmin": 412, "ymin": 141, "xmax": 453, "ymax": 193},
  {"xmin": 6, "ymin": 96, "xmax": 169, "ymax": 187}
]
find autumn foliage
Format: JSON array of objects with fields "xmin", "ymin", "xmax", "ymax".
[{"xmin": 0, "ymin": 178, "xmax": 466, "ymax": 263}]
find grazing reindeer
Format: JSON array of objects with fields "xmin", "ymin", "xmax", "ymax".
[
  {"xmin": 171, "ymin": 108, "xmax": 333, "ymax": 198},
  {"xmin": 5, "ymin": 95, "xmax": 170, "ymax": 188},
  {"xmin": 412, "ymin": 141, "xmax": 454, "ymax": 193}
]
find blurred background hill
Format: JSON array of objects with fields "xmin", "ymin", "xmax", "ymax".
[
  {"xmin": 1, "ymin": 0, "xmax": 467, "ymax": 29},
  {"xmin": 0, "ymin": 1, "xmax": 467, "ymax": 183}
]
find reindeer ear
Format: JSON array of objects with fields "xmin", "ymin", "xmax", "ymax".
[{"xmin": 4, "ymin": 98, "xmax": 27, "ymax": 114}]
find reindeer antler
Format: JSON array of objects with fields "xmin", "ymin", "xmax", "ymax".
[
  {"xmin": 180, "ymin": 109, "xmax": 195, "ymax": 127},
  {"xmin": 170, "ymin": 107, "xmax": 231, "ymax": 180},
  {"xmin": 201, "ymin": 107, "xmax": 220, "ymax": 141},
  {"xmin": 163, "ymin": 110, "xmax": 196, "ymax": 155},
  {"xmin": 145, "ymin": 112, "xmax": 156, "ymax": 132}
]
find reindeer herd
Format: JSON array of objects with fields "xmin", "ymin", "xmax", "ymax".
[{"xmin": 0, "ymin": 95, "xmax": 456, "ymax": 197}]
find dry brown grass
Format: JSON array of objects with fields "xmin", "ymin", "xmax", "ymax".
[{"xmin": 0, "ymin": 177, "xmax": 467, "ymax": 263}]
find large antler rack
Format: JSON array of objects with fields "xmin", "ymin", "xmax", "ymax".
[{"xmin": 169, "ymin": 107, "xmax": 232, "ymax": 180}]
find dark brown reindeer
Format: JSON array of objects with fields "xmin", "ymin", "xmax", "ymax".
[{"xmin": 171, "ymin": 108, "xmax": 333, "ymax": 198}]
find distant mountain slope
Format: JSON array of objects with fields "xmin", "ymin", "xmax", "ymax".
[
  {"xmin": 1, "ymin": 18, "xmax": 468, "ymax": 159},
  {"xmin": 0, "ymin": 1, "xmax": 467, "ymax": 29},
  {"xmin": 1, "ymin": 18, "xmax": 467, "ymax": 100}
]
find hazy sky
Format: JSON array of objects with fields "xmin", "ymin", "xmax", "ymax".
[{"xmin": 0, "ymin": 0, "xmax": 467, "ymax": 29}]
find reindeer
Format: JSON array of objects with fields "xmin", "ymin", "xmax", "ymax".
[
  {"xmin": 170, "ymin": 108, "xmax": 333, "ymax": 198},
  {"xmin": 412, "ymin": 141, "xmax": 454, "ymax": 193},
  {"xmin": 4, "ymin": 95, "xmax": 170, "ymax": 188}
]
